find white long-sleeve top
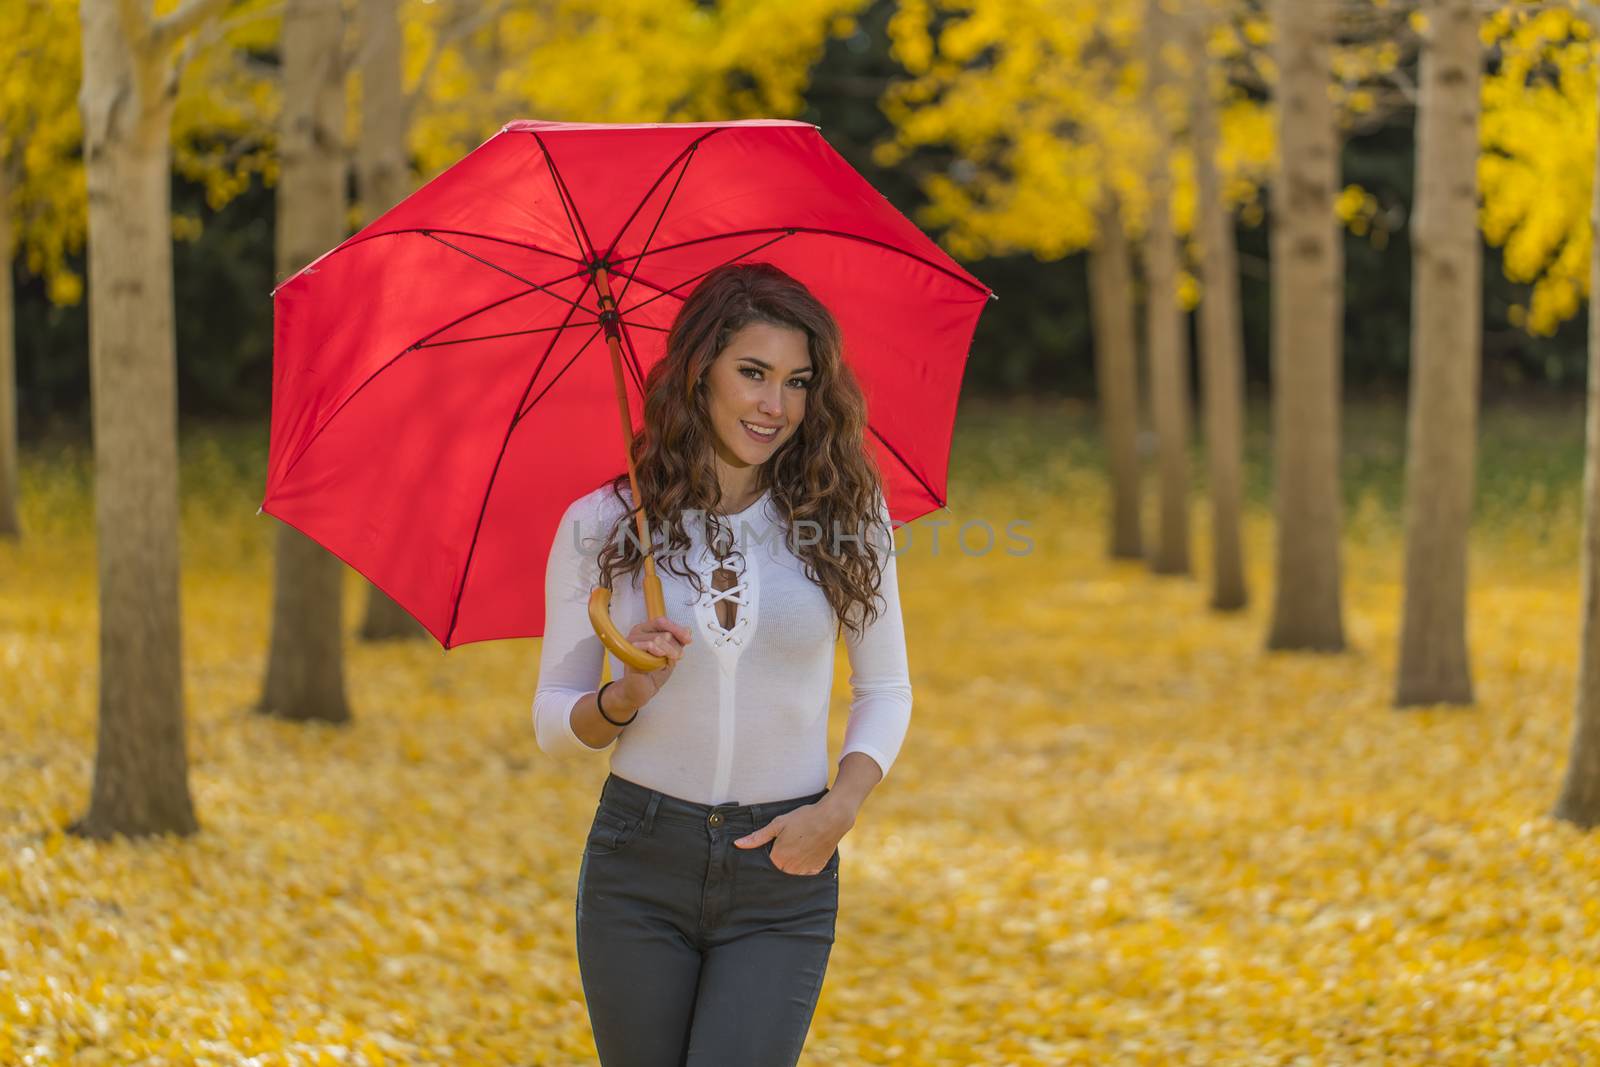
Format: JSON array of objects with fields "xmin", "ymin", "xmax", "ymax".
[{"xmin": 532, "ymin": 482, "xmax": 912, "ymax": 805}]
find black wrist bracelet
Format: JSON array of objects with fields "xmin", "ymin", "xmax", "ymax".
[{"xmin": 596, "ymin": 680, "xmax": 638, "ymax": 727}]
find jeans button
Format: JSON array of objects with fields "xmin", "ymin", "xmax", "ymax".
[{"xmin": 708, "ymin": 812, "xmax": 722, "ymax": 826}]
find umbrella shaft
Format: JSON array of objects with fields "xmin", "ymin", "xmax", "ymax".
[{"xmin": 594, "ymin": 266, "xmax": 666, "ymax": 621}]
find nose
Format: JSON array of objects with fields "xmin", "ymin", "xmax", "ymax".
[{"xmin": 758, "ymin": 383, "xmax": 783, "ymax": 417}]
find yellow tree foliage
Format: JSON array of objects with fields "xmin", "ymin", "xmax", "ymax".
[
  {"xmin": 1, "ymin": 0, "xmax": 87, "ymax": 304},
  {"xmin": 873, "ymin": 0, "xmax": 1459, "ymax": 268},
  {"xmin": 170, "ymin": 0, "xmax": 284, "ymax": 214},
  {"xmin": 408, "ymin": 0, "xmax": 871, "ymax": 180},
  {"xmin": 876, "ymin": 0, "xmax": 1274, "ymax": 265},
  {"xmin": 1326, "ymin": 0, "xmax": 1423, "ymax": 128},
  {"xmin": 400, "ymin": 0, "xmax": 522, "ymax": 180},
  {"xmin": 1, "ymin": 0, "xmax": 284, "ymax": 307},
  {"xmin": 1480, "ymin": 4, "xmax": 1596, "ymax": 336}
]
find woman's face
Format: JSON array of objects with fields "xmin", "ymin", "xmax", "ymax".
[{"xmin": 703, "ymin": 321, "xmax": 813, "ymax": 472}]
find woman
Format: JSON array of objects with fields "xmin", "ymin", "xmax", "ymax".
[{"xmin": 532, "ymin": 262, "xmax": 912, "ymax": 1067}]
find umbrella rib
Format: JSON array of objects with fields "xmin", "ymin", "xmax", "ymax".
[
  {"xmin": 614, "ymin": 318, "xmax": 648, "ymax": 398},
  {"xmin": 611, "ymin": 225, "xmax": 993, "ymax": 299},
  {"xmin": 868, "ymin": 422, "xmax": 946, "ymax": 510},
  {"xmin": 412, "ymin": 268, "xmax": 590, "ymax": 348},
  {"xmin": 446, "ymin": 275, "xmax": 599, "ymax": 647},
  {"xmin": 611, "ymin": 139, "xmax": 703, "ymax": 314},
  {"xmin": 512, "ymin": 323, "xmax": 605, "ymax": 425},
  {"xmin": 592, "ymin": 261, "xmax": 687, "ymax": 306},
  {"xmin": 602, "ymin": 128, "xmax": 726, "ymax": 262},
  {"xmin": 424, "ymin": 233, "xmax": 591, "ymax": 312},
  {"xmin": 416, "ymin": 321, "xmax": 602, "ymax": 349},
  {"xmin": 615, "ymin": 230, "xmax": 797, "ymax": 318},
  {"xmin": 269, "ymin": 228, "xmax": 586, "ymax": 296},
  {"xmin": 533, "ymin": 133, "xmax": 597, "ymax": 262},
  {"xmin": 407, "ymin": 227, "xmax": 586, "ymax": 264},
  {"xmin": 273, "ymin": 264, "xmax": 593, "ymax": 492}
]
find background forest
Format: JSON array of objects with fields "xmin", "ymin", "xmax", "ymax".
[
  {"xmin": 7, "ymin": 0, "xmax": 1597, "ymax": 429},
  {"xmin": 11, "ymin": 0, "xmax": 1600, "ymax": 1063}
]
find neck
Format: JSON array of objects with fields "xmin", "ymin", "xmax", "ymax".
[
  {"xmin": 718, "ymin": 483, "xmax": 764, "ymax": 513},
  {"xmin": 712, "ymin": 455, "xmax": 761, "ymax": 512}
]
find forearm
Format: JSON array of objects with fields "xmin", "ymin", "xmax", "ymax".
[
  {"xmin": 821, "ymin": 751, "xmax": 883, "ymax": 824},
  {"xmin": 569, "ymin": 682, "xmax": 644, "ymax": 750}
]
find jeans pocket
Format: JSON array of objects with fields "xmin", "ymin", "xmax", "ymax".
[
  {"xmin": 585, "ymin": 808, "xmax": 643, "ymax": 857},
  {"xmin": 764, "ymin": 843, "xmax": 840, "ymax": 878}
]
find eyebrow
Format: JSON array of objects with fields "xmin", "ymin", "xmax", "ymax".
[{"xmin": 739, "ymin": 358, "xmax": 814, "ymax": 375}]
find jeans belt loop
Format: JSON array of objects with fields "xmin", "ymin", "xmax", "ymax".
[{"xmin": 643, "ymin": 792, "xmax": 661, "ymax": 835}]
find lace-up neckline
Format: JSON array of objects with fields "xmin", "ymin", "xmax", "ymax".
[
  {"xmin": 705, "ymin": 563, "xmax": 751, "ymax": 647},
  {"xmin": 698, "ymin": 489, "xmax": 770, "ymax": 646}
]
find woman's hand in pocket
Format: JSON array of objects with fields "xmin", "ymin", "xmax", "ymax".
[{"xmin": 733, "ymin": 801, "xmax": 848, "ymax": 875}]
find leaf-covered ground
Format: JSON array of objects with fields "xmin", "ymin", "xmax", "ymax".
[{"xmin": 3, "ymin": 397, "xmax": 1599, "ymax": 1065}]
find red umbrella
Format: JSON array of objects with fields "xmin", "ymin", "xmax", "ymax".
[{"xmin": 262, "ymin": 118, "xmax": 994, "ymax": 650}]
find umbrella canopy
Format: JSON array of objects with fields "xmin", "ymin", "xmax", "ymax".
[{"xmin": 263, "ymin": 118, "xmax": 994, "ymax": 648}]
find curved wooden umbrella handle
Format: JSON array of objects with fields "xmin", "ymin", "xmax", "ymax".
[{"xmin": 587, "ymin": 565, "xmax": 669, "ymax": 673}]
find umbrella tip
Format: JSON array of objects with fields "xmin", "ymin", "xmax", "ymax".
[
  {"xmin": 988, "ymin": 291, "xmax": 999, "ymax": 302},
  {"xmin": 255, "ymin": 505, "xmax": 263, "ymax": 516}
]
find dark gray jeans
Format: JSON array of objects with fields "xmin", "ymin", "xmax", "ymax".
[{"xmin": 575, "ymin": 772, "xmax": 841, "ymax": 1067}]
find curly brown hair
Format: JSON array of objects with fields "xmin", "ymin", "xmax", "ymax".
[{"xmin": 594, "ymin": 262, "xmax": 893, "ymax": 640}]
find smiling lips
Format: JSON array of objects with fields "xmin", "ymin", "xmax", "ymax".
[{"xmin": 741, "ymin": 420, "xmax": 780, "ymax": 442}]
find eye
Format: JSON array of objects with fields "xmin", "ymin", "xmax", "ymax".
[{"xmin": 741, "ymin": 366, "xmax": 811, "ymax": 389}]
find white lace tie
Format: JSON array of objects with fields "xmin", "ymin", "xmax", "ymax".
[
  {"xmin": 703, "ymin": 543, "xmax": 752, "ymax": 648},
  {"xmin": 705, "ymin": 580, "xmax": 751, "ymax": 648}
]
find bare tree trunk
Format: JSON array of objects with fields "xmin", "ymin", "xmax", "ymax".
[
  {"xmin": 1143, "ymin": 0, "xmax": 1192, "ymax": 576},
  {"xmin": 1553, "ymin": 3, "xmax": 1600, "ymax": 827},
  {"xmin": 355, "ymin": 0, "xmax": 426, "ymax": 641},
  {"xmin": 1090, "ymin": 199, "xmax": 1143, "ymax": 560},
  {"xmin": 361, "ymin": 585, "xmax": 424, "ymax": 641},
  {"xmin": 357, "ymin": 0, "xmax": 405, "ymax": 224},
  {"xmin": 259, "ymin": 0, "xmax": 352, "ymax": 723},
  {"xmin": 1395, "ymin": 0, "xmax": 1481, "ymax": 706},
  {"xmin": 1188, "ymin": 5, "xmax": 1248, "ymax": 611},
  {"xmin": 69, "ymin": 0, "xmax": 203, "ymax": 839},
  {"xmin": 0, "ymin": 164, "xmax": 18, "ymax": 540},
  {"xmin": 1266, "ymin": 0, "xmax": 1345, "ymax": 651}
]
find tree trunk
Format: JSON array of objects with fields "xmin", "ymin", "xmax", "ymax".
[
  {"xmin": 259, "ymin": 0, "xmax": 352, "ymax": 723},
  {"xmin": 0, "ymin": 163, "xmax": 19, "ymax": 540},
  {"xmin": 1189, "ymin": 7, "xmax": 1248, "ymax": 611},
  {"xmin": 1552, "ymin": 4, "xmax": 1600, "ymax": 827},
  {"xmin": 69, "ymin": 0, "xmax": 197, "ymax": 839},
  {"xmin": 1266, "ymin": 0, "xmax": 1345, "ymax": 651},
  {"xmin": 1089, "ymin": 199, "xmax": 1143, "ymax": 561},
  {"xmin": 1395, "ymin": 0, "xmax": 1481, "ymax": 706},
  {"xmin": 361, "ymin": 584, "xmax": 425, "ymax": 640},
  {"xmin": 357, "ymin": 0, "xmax": 406, "ymax": 225},
  {"xmin": 355, "ymin": 0, "xmax": 426, "ymax": 641},
  {"xmin": 1143, "ymin": 0, "xmax": 1191, "ymax": 576}
]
